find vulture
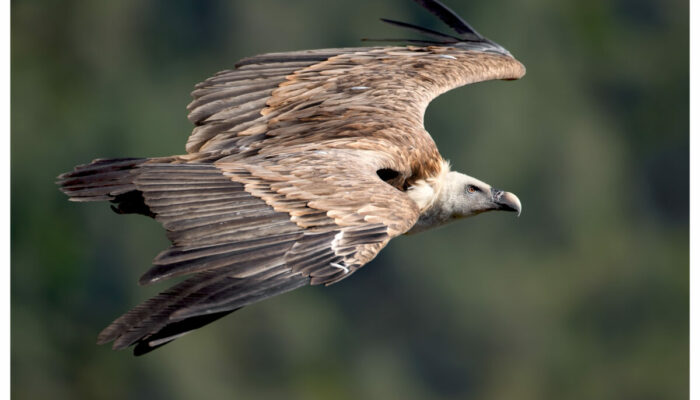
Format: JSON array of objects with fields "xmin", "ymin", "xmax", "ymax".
[{"xmin": 58, "ymin": 0, "xmax": 525, "ymax": 355}]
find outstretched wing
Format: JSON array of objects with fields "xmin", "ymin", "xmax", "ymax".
[
  {"xmin": 185, "ymin": 2, "xmax": 525, "ymax": 181},
  {"xmin": 185, "ymin": 47, "xmax": 366, "ymax": 154},
  {"xmin": 59, "ymin": 153, "xmax": 418, "ymax": 354}
]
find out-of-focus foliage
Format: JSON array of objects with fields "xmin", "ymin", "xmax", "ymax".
[{"xmin": 11, "ymin": 0, "xmax": 687, "ymax": 399}]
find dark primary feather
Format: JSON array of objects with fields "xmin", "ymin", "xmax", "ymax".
[
  {"xmin": 379, "ymin": 18, "xmax": 461, "ymax": 42},
  {"xmin": 132, "ymin": 310, "xmax": 235, "ymax": 356},
  {"xmin": 412, "ymin": 0, "xmax": 484, "ymax": 39},
  {"xmin": 102, "ymin": 266, "xmax": 309, "ymax": 355},
  {"xmin": 377, "ymin": 0, "xmax": 511, "ymax": 55}
]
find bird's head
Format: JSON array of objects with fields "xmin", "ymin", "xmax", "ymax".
[
  {"xmin": 440, "ymin": 171, "xmax": 521, "ymax": 218},
  {"xmin": 407, "ymin": 170, "xmax": 521, "ymax": 234}
]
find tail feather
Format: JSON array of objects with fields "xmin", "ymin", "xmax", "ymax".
[
  {"xmin": 58, "ymin": 157, "xmax": 154, "ymax": 216},
  {"xmin": 58, "ymin": 158, "xmax": 145, "ymax": 197}
]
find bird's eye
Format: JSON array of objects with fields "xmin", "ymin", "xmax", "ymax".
[{"xmin": 467, "ymin": 185, "xmax": 479, "ymax": 194}]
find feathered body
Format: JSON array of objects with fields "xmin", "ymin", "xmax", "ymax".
[{"xmin": 58, "ymin": 0, "xmax": 525, "ymax": 355}]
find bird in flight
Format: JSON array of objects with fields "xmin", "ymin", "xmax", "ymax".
[{"xmin": 58, "ymin": 0, "xmax": 525, "ymax": 355}]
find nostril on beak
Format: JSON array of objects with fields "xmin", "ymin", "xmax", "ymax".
[{"xmin": 490, "ymin": 188, "xmax": 504, "ymax": 201}]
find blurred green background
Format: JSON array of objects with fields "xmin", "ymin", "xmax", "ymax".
[{"xmin": 11, "ymin": 0, "xmax": 688, "ymax": 399}]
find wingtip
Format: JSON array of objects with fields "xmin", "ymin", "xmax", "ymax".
[
  {"xmin": 411, "ymin": 0, "xmax": 484, "ymax": 39},
  {"xmin": 138, "ymin": 272, "xmax": 159, "ymax": 286},
  {"xmin": 96, "ymin": 327, "xmax": 119, "ymax": 347},
  {"xmin": 377, "ymin": 0, "xmax": 514, "ymax": 53},
  {"xmin": 379, "ymin": 17, "xmax": 462, "ymax": 43}
]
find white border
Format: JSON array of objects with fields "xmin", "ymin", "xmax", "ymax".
[
  {"xmin": 2, "ymin": 0, "xmax": 10, "ymax": 395},
  {"xmin": 690, "ymin": 0, "xmax": 697, "ymax": 397}
]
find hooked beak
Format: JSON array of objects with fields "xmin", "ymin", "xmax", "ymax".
[{"xmin": 491, "ymin": 188, "xmax": 522, "ymax": 216}]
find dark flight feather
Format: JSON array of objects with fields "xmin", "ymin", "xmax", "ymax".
[
  {"xmin": 133, "ymin": 310, "xmax": 235, "ymax": 356},
  {"xmin": 411, "ymin": 0, "xmax": 484, "ymax": 39},
  {"xmin": 379, "ymin": 18, "xmax": 462, "ymax": 42}
]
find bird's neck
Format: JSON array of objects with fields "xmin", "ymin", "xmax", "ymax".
[
  {"xmin": 406, "ymin": 205, "xmax": 454, "ymax": 234},
  {"xmin": 405, "ymin": 160, "xmax": 452, "ymax": 234}
]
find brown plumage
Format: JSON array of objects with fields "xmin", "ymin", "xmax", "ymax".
[{"xmin": 57, "ymin": 0, "xmax": 525, "ymax": 355}]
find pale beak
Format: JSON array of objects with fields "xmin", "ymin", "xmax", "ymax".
[{"xmin": 491, "ymin": 188, "xmax": 522, "ymax": 216}]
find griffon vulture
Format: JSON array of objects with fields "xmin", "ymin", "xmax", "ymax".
[{"xmin": 58, "ymin": 0, "xmax": 525, "ymax": 355}]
